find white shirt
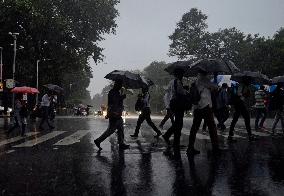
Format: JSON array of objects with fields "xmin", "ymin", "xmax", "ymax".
[
  {"xmin": 41, "ymin": 94, "xmax": 51, "ymax": 107},
  {"xmin": 195, "ymin": 75, "xmax": 218, "ymax": 110},
  {"xmin": 163, "ymin": 92, "xmax": 171, "ymax": 109}
]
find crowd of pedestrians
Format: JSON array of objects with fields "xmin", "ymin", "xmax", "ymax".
[
  {"xmin": 6, "ymin": 90, "xmax": 57, "ymax": 136},
  {"xmin": 94, "ymin": 68, "xmax": 284, "ymax": 158}
]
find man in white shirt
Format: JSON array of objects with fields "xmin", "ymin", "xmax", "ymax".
[
  {"xmin": 162, "ymin": 68, "xmax": 187, "ymax": 151},
  {"xmin": 187, "ymin": 70, "xmax": 220, "ymax": 156},
  {"xmin": 39, "ymin": 90, "xmax": 54, "ymax": 130}
]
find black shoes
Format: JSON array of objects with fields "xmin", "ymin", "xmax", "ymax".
[
  {"xmin": 94, "ymin": 139, "xmax": 102, "ymax": 151},
  {"xmin": 119, "ymin": 144, "xmax": 130, "ymax": 150},
  {"xmin": 186, "ymin": 148, "xmax": 200, "ymax": 156}
]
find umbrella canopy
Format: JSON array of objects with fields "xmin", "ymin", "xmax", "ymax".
[
  {"xmin": 185, "ymin": 59, "xmax": 240, "ymax": 77},
  {"xmin": 105, "ymin": 70, "xmax": 153, "ymax": 89},
  {"xmin": 210, "ymin": 75, "xmax": 238, "ymax": 87},
  {"xmin": 271, "ymin": 76, "xmax": 284, "ymax": 84},
  {"xmin": 231, "ymin": 71, "xmax": 270, "ymax": 84},
  {"xmin": 164, "ymin": 60, "xmax": 192, "ymax": 75},
  {"xmin": 11, "ymin": 86, "xmax": 39, "ymax": 94},
  {"xmin": 43, "ymin": 84, "xmax": 64, "ymax": 93}
]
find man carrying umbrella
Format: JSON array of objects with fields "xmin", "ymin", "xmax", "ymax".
[
  {"xmin": 186, "ymin": 69, "xmax": 220, "ymax": 156},
  {"xmin": 39, "ymin": 90, "xmax": 55, "ymax": 131},
  {"xmin": 228, "ymin": 76, "xmax": 256, "ymax": 142},
  {"xmin": 162, "ymin": 68, "xmax": 188, "ymax": 152},
  {"xmin": 130, "ymin": 86, "xmax": 162, "ymax": 138},
  {"xmin": 94, "ymin": 80, "xmax": 130, "ymax": 151}
]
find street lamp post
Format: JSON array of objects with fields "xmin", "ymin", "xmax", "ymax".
[
  {"xmin": 9, "ymin": 32, "xmax": 19, "ymax": 111},
  {"xmin": 36, "ymin": 59, "xmax": 51, "ymax": 104}
]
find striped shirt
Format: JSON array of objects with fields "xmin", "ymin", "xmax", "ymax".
[{"xmin": 255, "ymin": 89, "xmax": 266, "ymax": 109}]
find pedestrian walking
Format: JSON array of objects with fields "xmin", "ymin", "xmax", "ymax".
[
  {"xmin": 159, "ymin": 89, "xmax": 175, "ymax": 129},
  {"xmin": 162, "ymin": 68, "xmax": 187, "ymax": 151},
  {"xmin": 270, "ymin": 84, "xmax": 284, "ymax": 134},
  {"xmin": 215, "ymin": 83, "xmax": 230, "ymax": 131},
  {"xmin": 186, "ymin": 70, "xmax": 220, "ymax": 156},
  {"xmin": 254, "ymin": 85, "xmax": 267, "ymax": 130},
  {"xmin": 94, "ymin": 80, "xmax": 130, "ymax": 151},
  {"xmin": 130, "ymin": 86, "xmax": 162, "ymax": 138},
  {"xmin": 19, "ymin": 100, "xmax": 29, "ymax": 136},
  {"xmin": 6, "ymin": 96, "xmax": 23, "ymax": 136},
  {"xmin": 39, "ymin": 90, "xmax": 55, "ymax": 130},
  {"xmin": 228, "ymin": 77, "xmax": 256, "ymax": 142}
]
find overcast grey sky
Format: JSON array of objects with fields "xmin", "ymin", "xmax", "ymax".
[{"xmin": 88, "ymin": 0, "xmax": 284, "ymax": 96}]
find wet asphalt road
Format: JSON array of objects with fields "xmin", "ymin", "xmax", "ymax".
[{"xmin": 0, "ymin": 116, "xmax": 284, "ymax": 196}]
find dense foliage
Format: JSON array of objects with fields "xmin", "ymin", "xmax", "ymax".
[{"xmin": 0, "ymin": 0, "xmax": 119, "ymax": 104}]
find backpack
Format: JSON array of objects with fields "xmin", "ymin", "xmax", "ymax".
[
  {"xmin": 189, "ymin": 83, "xmax": 201, "ymax": 106},
  {"xmin": 135, "ymin": 97, "xmax": 144, "ymax": 111},
  {"xmin": 170, "ymin": 80, "xmax": 192, "ymax": 111}
]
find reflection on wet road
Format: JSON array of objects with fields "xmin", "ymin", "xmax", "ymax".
[{"xmin": 0, "ymin": 117, "xmax": 284, "ymax": 195}]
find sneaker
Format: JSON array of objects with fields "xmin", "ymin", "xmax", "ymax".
[
  {"xmin": 130, "ymin": 134, "xmax": 138, "ymax": 138},
  {"xmin": 94, "ymin": 139, "xmax": 102, "ymax": 151},
  {"xmin": 227, "ymin": 136, "xmax": 237, "ymax": 142},
  {"xmin": 186, "ymin": 148, "xmax": 200, "ymax": 156},
  {"xmin": 162, "ymin": 135, "xmax": 171, "ymax": 146},
  {"xmin": 159, "ymin": 124, "xmax": 163, "ymax": 130},
  {"xmin": 119, "ymin": 144, "xmax": 130, "ymax": 150}
]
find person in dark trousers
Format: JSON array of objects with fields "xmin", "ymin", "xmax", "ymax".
[
  {"xmin": 6, "ymin": 96, "xmax": 23, "ymax": 136},
  {"xmin": 94, "ymin": 80, "xmax": 130, "ymax": 151},
  {"xmin": 162, "ymin": 68, "xmax": 187, "ymax": 151},
  {"xmin": 271, "ymin": 84, "xmax": 284, "ymax": 134},
  {"xmin": 187, "ymin": 70, "xmax": 220, "ymax": 156},
  {"xmin": 254, "ymin": 85, "xmax": 267, "ymax": 130},
  {"xmin": 39, "ymin": 90, "xmax": 55, "ymax": 130},
  {"xmin": 215, "ymin": 83, "xmax": 230, "ymax": 131},
  {"xmin": 228, "ymin": 77, "xmax": 256, "ymax": 142},
  {"xmin": 19, "ymin": 100, "xmax": 29, "ymax": 136},
  {"xmin": 130, "ymin": 86, "xmax": 162, "ymax": 138},
  {"xmin": 159, "ymin": 89, "xmax": 174, "ymax": 129}
]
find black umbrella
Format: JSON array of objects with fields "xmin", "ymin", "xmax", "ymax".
[
  {"xmin": 185, "ymin": 59, "xmax": 240, "ymax": 77},
  {"xmin": 271, "ymin": 76, "xmax": 284, "ymax": 84},
  {"xmin": 231, "ymin": 71, "xmax": 270, "ymax": 84},
  {"xmin": 43, "ymin": 84, "xmax": 64, "ymax": 93},
  {"xmin": 105, "ymin": 70, "xmax": 153, "ymax": 89},
  {"xmin": 164, "ymin": 60, "xmax": 193, "ymax": 75}
]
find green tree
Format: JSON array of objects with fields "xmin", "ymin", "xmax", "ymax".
[
  {"xmin": 169, "ymin": 8, "xmax": 208, "ymax": 60},
  {"xmin": 0, "ymin": 0, "xmax": 119, "ymax": 104}
]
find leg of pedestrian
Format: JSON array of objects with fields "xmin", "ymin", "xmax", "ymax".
[
  {"xmin": 228, "ymin": 106, "xmax": 241, "ymax": 142},
  {"xmin": 259, "ymin": 108, "xmax": 267, "ymax": 129},
  {"xmin": 204, "ymin": 107, "xmax": 219, "ymax": 151},
  {"xmin": 187, "ymin": 109, "xmax": 203, "ymax": 156},
  {"xmin": 94, "ymin": 118, "xmax": 119, "ymax": 151},
  {"xmin": 272, "ymin": 112, "xmax": 280, "ymax": 134},
  {"xmin": 131, "ymin": 112, "xmax": 145, "ymax": 137},
  {"xmin": 116, "ymin": 118, "xmax": 129, "ymax": 150}
]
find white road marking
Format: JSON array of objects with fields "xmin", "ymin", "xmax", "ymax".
[
  {"xmin": 218, "ymin": 133, "xmax": 245, "ymax": 139},
  {"xmin": 0, "ymin": 132, "xmax": 39, "ymax": 147},
  {"xmin": 54, "ymin": 130, "xmax": 91, "ymax": 146},
  {"xmin": 6, "ymin": 150, "xmax": 15, "ymax": 154},
  {"xmin": 13, "ymin": 131, "xmax": 65, "ymax": 147},
  {"xmin": 235, "ymin": 128, "xmax": 270, "ymax": 137}
]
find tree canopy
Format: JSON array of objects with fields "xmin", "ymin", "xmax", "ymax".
[{"xmin": 0, "ymin": 0, "xmax": 119, "ymax": 104}]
